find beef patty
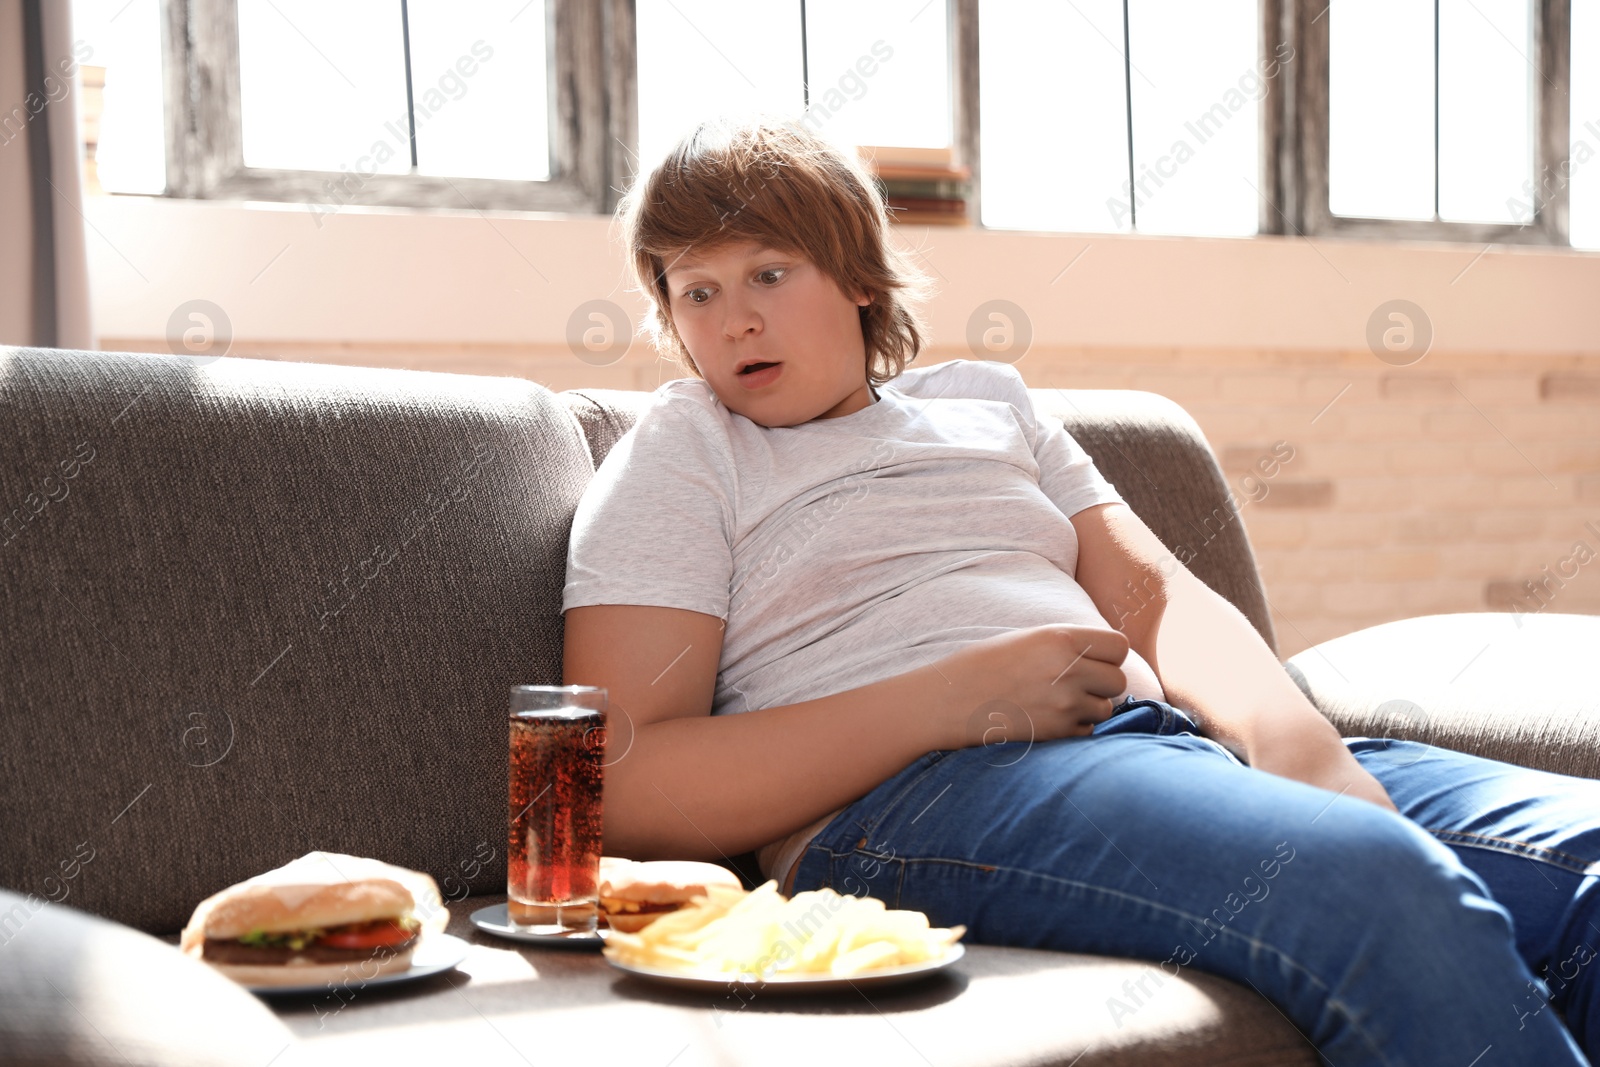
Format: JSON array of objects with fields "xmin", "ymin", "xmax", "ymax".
[{"xmin": 202, "ymin": 932, "xmax": 418, "ymax": 965}]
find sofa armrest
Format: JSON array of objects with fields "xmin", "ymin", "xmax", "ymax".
[
  {"xmin": 1033, "ymin": 388, "xmax": 1278, "ymax": 655},
  {"xmin": 1285, "ymin": 612, "xmax": 1600, "ymax": 780},
  {"xmin": 0, "ymin": 889, "xmax": 310, "ymax": 1066}
]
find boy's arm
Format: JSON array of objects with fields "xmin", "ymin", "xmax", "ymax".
[
  {"xmin": 566, "ymin": 604, "xmax": 975, "ymax": 860},
  {"xmin": 1070, "ymin": 502, "xmax": 1397, "ymax": 811}
]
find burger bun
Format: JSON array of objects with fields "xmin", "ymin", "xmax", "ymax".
[
  {"xmin": 205, "ymin": 946, "xmax": 417, "ymax": 989},
  {"xmin": 598, "ymin": 860, "xmax": 743, "ymax": 933},
  {"xmin": 181, "ymin": 852, "xmax": 446, "ymax": 987}
]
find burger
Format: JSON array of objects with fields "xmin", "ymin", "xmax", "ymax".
[
  {"xmin": 181, "ymin": 851, "xmax": 449, "ymax": 988},
  {"xmin": 597, "ymin": 859, "xmax": 743, "ymax": 933}
]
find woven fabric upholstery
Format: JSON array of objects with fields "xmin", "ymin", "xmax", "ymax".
[
  {"xmin": 0, "ymin": 347, "xmax": 594, "ymax": 935},
  {"xmin": 556, "ymin": 383, "xmax": 1277, "ymax": 652},
  {"xmin": 0, "ymin": 356, "xmax": 1320, "ymax": 1065},
  {"xmin": 1287, "ymin": 611, "xmax": 1600, "ymax": 780},
  {"xmin": 560, "ymin": 388, "xmax": 656, "ymax": 471},
  {"xmin": 0, "ymin": 890, "xmax": 310, "ymax": 1067}
]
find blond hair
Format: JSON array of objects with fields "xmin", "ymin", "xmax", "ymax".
[{"xmin": 616, "ymin": 115, "xmax": 934, "ymax": 386}]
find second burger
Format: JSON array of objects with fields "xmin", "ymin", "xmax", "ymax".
[{"xmin": 598, "ymin": 859, "xmax": 743, "ymax": 932}]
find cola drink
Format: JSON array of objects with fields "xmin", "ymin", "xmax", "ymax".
[{"xmin": 507, "ymin": 688, "xmax": 606, "ymax": 933}]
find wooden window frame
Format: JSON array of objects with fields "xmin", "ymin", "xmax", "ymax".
[
  {"xmin": 159, "ymin": 0, "xmax": 637, "ymax": 215},
  {"xmin": 952, "ymin": 0, "xmax": 982, "ymax": 223},
  {"xmin": 156, "ymin": 0, "xmax": 1569, "ymax": 245},
  {"xmin": 1263, "ymin": 0, "xmax": 1572, "ymax": 244}
]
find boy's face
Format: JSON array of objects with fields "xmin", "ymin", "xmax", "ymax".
[{"xmin": 661, "ymin": 239, "xmax": 874, "ymax": 428}]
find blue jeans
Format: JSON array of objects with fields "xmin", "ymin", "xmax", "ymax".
[{"xmin": 791, "ymin": 697, "xmax": 1600, "ymax": 1066}]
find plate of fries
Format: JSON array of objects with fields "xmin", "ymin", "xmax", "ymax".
[{"xmin": 601, "ymin": 879, "xmax": 966, "ymax": 992}]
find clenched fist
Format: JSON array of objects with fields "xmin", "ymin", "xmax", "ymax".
[{"xmin": 939, "ymin": 624, "xmax": 1131, "ymax": 750}]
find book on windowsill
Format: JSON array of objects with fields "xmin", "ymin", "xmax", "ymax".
[
  {"xmin": 856, "ymin": 144, "xmax": 972, "ymax": 226},
  {"xmin": 885, "ymin": 207, "xmax": 971, "ymax": 227},
  {"xmin": 855, "ymin": 143, "xmax": 955, "ymax": 170},
  {"xmin": 870, "ymin": 163, "xmax": 973, "ymax": 182},
  {"xmin": 883, "ymin": 196, "xmax": 968, "ymax": 214},
  {"xmin": 879, "ymin": 177, "xmax": 972, "ymax": 200}
]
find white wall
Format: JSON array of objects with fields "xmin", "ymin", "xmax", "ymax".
[{"xmin": 83, "ymin": 194, "xmax": 1600, "ymax": 357}]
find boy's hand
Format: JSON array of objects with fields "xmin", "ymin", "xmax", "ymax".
[{"xmin": 941, "ymin": 624, "xmax": 1130, "ymax": 748}]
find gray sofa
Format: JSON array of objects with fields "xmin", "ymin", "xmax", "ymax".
[{"xmin": 3, "ymin": 346, "xmax": 1595, "ymax": 1066}]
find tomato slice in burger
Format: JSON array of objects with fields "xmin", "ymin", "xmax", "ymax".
[{"xmin": 318, "ymin": 919, "xmax": 415, "ymax": 950}]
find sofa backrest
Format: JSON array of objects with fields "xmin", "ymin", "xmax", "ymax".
[
  {"xmin": 1, "ymin": 348, "xmax": 1271, "ymax": 935},
  {"xmin": 560, "ymin": 385, "xmax": 1276, "ymax": 653},
  {"xmin": 0, "ymin": 348, "xmax": 594, "ymax": 933}
]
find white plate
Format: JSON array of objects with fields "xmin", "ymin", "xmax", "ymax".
[
  {"xmin": 245, "ymin": 933, "xmax": 471, "ymax": 995},
  {"xmin": 469, "ymin": 903, "xmax": 608, "ymax": 948},
  {"xmin": 604, "ymin": 943, "xmax": 965, "ymax": 993}
]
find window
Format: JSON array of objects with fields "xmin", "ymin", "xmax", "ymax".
[
  {"xmin": 979, "ymin": 0, "xmax": 1267, "ymax": 237},
  {"xmin": 1573, "ymin": 0, "xmax": 1600, "ymax": 247},
  {"xmin": 975, "ymin": 0, "xmax": 1589, "ymax": 246},
  {"xmin": 79, "ymin": 0, "xmax": 1598, "ymax": 249},
  {"xmin": 634, "ymin": 2, "xmax": 805, "ymax": 173},
  {"xmin": 632, "ymin": 0, "xmax": 954, "ymax": 183},
  {"xmin": 150, "ymin": 0, "xmax": 627, "ymax": 214},
  {"xmin": 1283, "ymin": 0, "xmax": 1575, "ymax": 244},
  {"xmin": 235, "ymin": 2, "xmax": 551, "ymax": 183},
  {"xmin": 73, "ymin": 0, "xmax": 166, "ymax": 195},
  {"xmin": 633, "ymin": 0, "xmax": 965, "ymax": 224},
  {"xmin": 803, "ymin": 0, "xmax": 952, "ymax": 151}
]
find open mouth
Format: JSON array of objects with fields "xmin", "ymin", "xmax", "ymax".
[{"xmin": 738, "ymin": 361, "xmax": 780, "ymax": 376}]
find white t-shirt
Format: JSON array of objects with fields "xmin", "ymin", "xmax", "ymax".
[{"xmin": 562, "ymin": 358, "xmax": 1167, "ymax": 883}]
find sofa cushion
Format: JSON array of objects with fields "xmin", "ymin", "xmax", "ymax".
[
  {"xmin": 1286, "ymin": 611, "xmax": 1600, "ymax": 779},
  {"xmin": 0, "ymin": 348, "xmax": 595, "ymax": 934},
  {"xmin": 559, "ymin": 381, "xmax": 1277, "ymax": 653},
  {"xmin": 0, "ymin": 889, "xmax": 309, "ymax": 1066}
]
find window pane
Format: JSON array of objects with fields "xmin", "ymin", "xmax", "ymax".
[
  {"xmin": 634, "ymin": 1, "xmax": 805, "ymax": 174},
  {"xmin": 1570, "ymin": 0, "xmax": 1600, "ymax": 248},
  {"xmin": 979, "ymin": 0, "xmax": 1130, "ymax": 232},
  {"xmin": 238, "ymin": 0, "xmax": 411, "ymax": 174},
  {"xmin": 803, "ymin": 0, "xmax": 948, "ymax": 149},
  {"xmin": 1438, "ymin": 0, "xmax": 1534, "ymax": 222},
  {"xmin": 72, "ymin": 0, "xmax": 166, "ymax": 194},
  {"xmin": 1329, "ymin": 0, "xmax": 1434, "ymax": 219},
  {"xmin": 406, "ymin": 0, "xmax": 550, "ymax": 181},
  {"xmin": 1126, "ymin": 0, "xmax": 1261, "ymax": 236}
]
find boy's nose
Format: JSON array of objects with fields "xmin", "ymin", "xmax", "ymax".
[{"xmin": 720, "ymin": 296, "xmax": 761, "ymax": 339}]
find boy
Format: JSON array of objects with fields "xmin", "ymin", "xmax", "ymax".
[{"xmin": 563, "ymin": 116, "xmax": 1599, "ymax": 1065}]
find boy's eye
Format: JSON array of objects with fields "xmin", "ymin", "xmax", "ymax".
[{"xmin": 681, "ymin": 268, "xmax": 782, "ymax": 305}]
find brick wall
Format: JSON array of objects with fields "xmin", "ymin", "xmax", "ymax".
[
  {"xmin": 104, "ymin": 337, "xmax": 1600, "ymax": 659},
  {"xmin": 1023, "ymin": 346, "xmax": 1600, "ymax": 658}
]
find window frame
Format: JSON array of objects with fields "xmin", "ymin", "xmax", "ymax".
[
  {"xmin": 953, "ymin": 0, "xmax": 981, "ymax": 220},
  {"xmin": 1263, "ymin": 0, "xmax": 1572, "ymax": 244},
  {"xmin": 150, "ymin": 0, "xmax": 1576, "ymax": 247},
  {"xmin": 159, "ymin": 0, "xmax": 637, "ymax": 215}
]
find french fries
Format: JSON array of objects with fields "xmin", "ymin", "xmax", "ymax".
[{"xmin": 601, "ymin": 879, "xmax": 965, "ymax": 979}]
